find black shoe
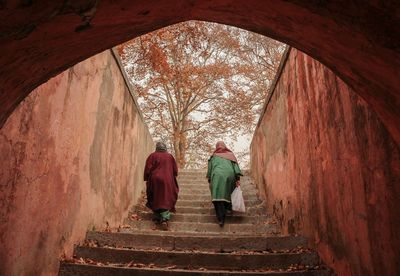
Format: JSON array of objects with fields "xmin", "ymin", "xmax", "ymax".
[
  {"xmin": 218, "ymin": 220, "xmax": 224, "ymax": 227},
  {"xmin": 160, "ymin": 220, "xmax": 169, "ymax": 231}
]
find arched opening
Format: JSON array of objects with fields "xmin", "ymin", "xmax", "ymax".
[{"xmin": 1, "ymin": 1, "xmax": 399, "ymax": 143}]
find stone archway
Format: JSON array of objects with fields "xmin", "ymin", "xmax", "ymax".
[{"xmin": 1, "ymin": 0, "xmax": 399, "ymax": 144}]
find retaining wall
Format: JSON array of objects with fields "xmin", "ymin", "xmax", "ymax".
[
  {"xmin": 250, "ymin": 48, "xmax": 400, "ymax": 276},
  {"xmin": 0, "ymin": 50, "xmax": 153, "ymax": 275}
]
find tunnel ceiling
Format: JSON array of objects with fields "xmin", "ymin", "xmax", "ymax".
[{"xmin": 0, "ymin": 0, "xmax": 399, "ymax": 144}]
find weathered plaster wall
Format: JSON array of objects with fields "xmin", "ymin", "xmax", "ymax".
[
  {"xmin": 251, "ymin": 48, "xmax": 400, "ymax": 276},
  {"xmin": 0, "ymin": 50, "xmax": 153, "ymax": 275}
]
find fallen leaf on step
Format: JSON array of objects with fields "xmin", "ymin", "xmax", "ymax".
[
  {"xmin": 126, "ymin": 261, "xmax": 135, "ymax": 267},
  {"xmin": 86, "ymin": 258, "xmax": 95, "ymax": 264},
  {"xmin": 104, "ymin": 222, "xmax": 111, "ymax": 232},
  {"xmin": 130, "ymin": 214, "xmax": 140, "ymax": 220},
  {"xmin": 83, "ymin": 239, "xmax": 98, "ymax": 247}
]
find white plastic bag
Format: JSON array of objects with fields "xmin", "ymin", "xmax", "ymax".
[{"xmin": 231, "ymin": 186, "xmax": 246, "ymax": 213}]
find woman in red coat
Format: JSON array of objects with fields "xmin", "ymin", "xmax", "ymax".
[{"xmin": 144, "ymin": 142, "xmax": 179, "ymax": 229}]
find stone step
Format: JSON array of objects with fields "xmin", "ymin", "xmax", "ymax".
[
  {"xmin": 177, "ymin": 176, "xmax": 251, "ymax": 181},
  {"xmin": 177, "ymin": 176, "xmax": 207, "ymax": 180},
  {"xmin": 59, "ymin": 171, "xmax": 332, "ymax": 276},
  {"xmin": 175, "ymin": 200, "xmax": 212, "ymax": 208},
  {"xmin": 178, "ymin": 189, "xmax": 258, "ymax": 195},
  {"xmin": 179, "ymin": 189, "xmax": 258, "ymax": 197},
  {"xmin": 178, "ymin": 183, "xmax": 256, "ymax": 189},
  {"xmin": 178, "ymin": 178, "xmax": 253, "ymax": 184},
  {"xmin": 177, "ymin": 174, "xmax": 207, "ymax": 177},
  {"xmin": 176, "ymin": 206, "xmax": 266, "ymax": 215},
  {"xmin": 134, "ymin": 204, "xmax": 267, "ymax": 215},
  {"xmin": 177, "ymin": 175, "xmax": 208, "ymax": 178},
  {"xmin": 179, "ymin": 178, "xmax": 248, "ymax": 182},
  {"xmin": 176, "ymin": 199, "xmax": 262, "ymax": 208},
  {"xmin": 178, "ymin": 178, "xmax": 252, "ymax": 182},
  {"xmin": 177, "ymin": 190, "xmax": 258, "ymax": 197},
  {"xmin": 177, "ymin": 176, "xmax": 208, "ymax": 180},
  {"xmin": 73, "ymin": 246, "xmax": 320, "ymax": 270},
  {"xmin": 178, "ymin": 170, "xmax": 207, "ymax": 174},
  {"xmin": 177, "ymin": 179, "xmax": 209, "ymax": 183},
  {"xmin": 177, "ymin": 172, "xmax": 250, "ymax": 178},
  {"xmin": 179, "ymin": 185, "xmax": 258, "ymax": 193},
  {"xmin": 177, "ymin": 174, "xmax": 251, "ymax": 180},
  {"xmin": 86, "ymin": 231, "xmax": 308, "ymax": 251},
  {"xmin": 178, "ymin": 170, "xmax": 250, "ymax": 175},
  {"xmin": 125, "ymin": 220, "xmax": 277, "ymax": 234},
  {"xmin": 131, "ymin": 211, "xmax": 270, "ymax": 224},
  {"xmin": 60, "ymin": 263, "xmax": 331, "ymax": 275},
  {"xmin": 179, "ymin": 193, "xmax": 259, "ymax": 201}
]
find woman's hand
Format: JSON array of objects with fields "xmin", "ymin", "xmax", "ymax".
[{"xmin": 235, "ymin": 180, "xmax": 240, "ymax": 187}]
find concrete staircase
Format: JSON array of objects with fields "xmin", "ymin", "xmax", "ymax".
[{"xmin": 59, "ymin": 170, "xmax": 331, "ymax": 275}]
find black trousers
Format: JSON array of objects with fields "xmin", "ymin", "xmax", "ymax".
[{"xmin": 213, "ymin": 201, "xmax": 231, "ymax": 222}]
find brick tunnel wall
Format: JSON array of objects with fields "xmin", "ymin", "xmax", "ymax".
[
  {"xmin": 0, "ymin": 50, "xmax": 154, "ymax": 275},
  {"xmin": 250, "ymin": 48, "xmax": 400, "ymax": 276}
]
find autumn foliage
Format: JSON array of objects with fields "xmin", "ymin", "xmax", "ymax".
[{"xmin": 118, "ymin": 21, "xmax": 284, "ymax": 168}]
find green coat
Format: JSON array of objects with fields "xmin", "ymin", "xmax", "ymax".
[{"xmin": 207, "ymin": 156, "xmax": 242, "ymax": 202}]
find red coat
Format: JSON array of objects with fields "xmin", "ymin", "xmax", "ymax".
[{"xmin": 144, "ymin": 151, "xmax": 179, "ymax": 212}]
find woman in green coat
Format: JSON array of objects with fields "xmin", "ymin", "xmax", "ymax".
[{"xmin": 207, "ymin": 141, "xmax": 242, "ymax": 227}]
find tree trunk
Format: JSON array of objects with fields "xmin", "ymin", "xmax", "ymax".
[
  {"xmin": 178, "ymin": 134, "xmax": 187, "ymax": 168},
  {"xmin": 172, "ymin": 129, "xmax": 187, "ymax": 168}
]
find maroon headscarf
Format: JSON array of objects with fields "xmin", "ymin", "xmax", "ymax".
[{"xmin": 212, "ymin": 141, "xmax": 238, "ymax": 163}]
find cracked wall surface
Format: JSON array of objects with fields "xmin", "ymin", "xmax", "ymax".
[
  {"xmin": 0, "ymin": 50, "xmax": 153, "ymax": 275},
  {"xmin": 251, "ymin": 48, "xmax": 400, "ymax": 276}
]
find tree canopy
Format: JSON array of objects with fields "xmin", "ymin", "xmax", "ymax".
[{"xmin": 118, "ymin": 21, "xmax": 284, "ymax": 168}]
